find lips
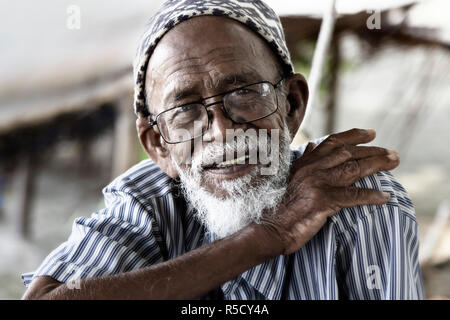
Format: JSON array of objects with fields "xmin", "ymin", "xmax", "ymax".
[
  {"xmin": 199, "ymin": 146, "xmax": 273, "ymax": 179},
  {"xmin": 203, "ymin": 163, "xmax": 256, "ymax": 180},
  {"xmin": 201, "ymin": 152, "xmax": 252, "ymax": 170},
  {"xmin": 216, "ymin": 154, "xmax": 249, "ymax": 168},
  {"xmin": 201, "ymin": 154, "xmax": 257, "ymax": 179}
]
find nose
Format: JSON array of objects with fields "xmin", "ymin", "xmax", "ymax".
[{"xmin": 202, "ymin": 101, "xmax": 234, "ymax": 142}]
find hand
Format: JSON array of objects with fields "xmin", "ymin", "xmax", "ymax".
[{"xmin": 260, "ymin": 128, "xmax": 400, "ymax": 255}]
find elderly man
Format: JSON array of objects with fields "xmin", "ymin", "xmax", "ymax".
[{"xmin": 22, "ymin": 0, "xmax": 424, "ymax": 300}]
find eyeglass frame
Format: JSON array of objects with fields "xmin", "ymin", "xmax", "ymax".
[{"xmin": 147, "ymin": 77, "xmax": 285, "ymax": 144}]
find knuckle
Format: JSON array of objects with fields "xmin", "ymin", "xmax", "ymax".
[
  {"xmin": 309, "ymin": 187, "xmax": 325, "ymax": 201},
  {"xmin": 377, "ymin": 147, "xmax": 389, "ymax": 155},
  {"xmin": 369, "ymin": 146, "xmax": 388, "ymax": 157},
  {"xmin": 339, "ymin": 145, "xmax": 353, "ymax": 159},
  {"xmin": 324, "ymin": 135, "xmax": 341, "ymax": 146},
  {"xmin": 343, "ymin": 160, "xmax": 361, "ymax": 177}
]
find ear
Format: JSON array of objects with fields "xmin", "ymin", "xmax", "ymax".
[
  {"xmin": 282, "ymin": 73, "xmax": 309, "ymax": 139},
  {"xmin": 136, "ymin": 118, "xmax": 179, "ymax": 178}
]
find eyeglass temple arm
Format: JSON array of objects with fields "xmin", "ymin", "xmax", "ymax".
[
  {"xmin": 147, "ymin": 113, "xmax": 157, "ymax": 126},
  {"xmin": 274, "ymin": 77, "xmax": 284, "ymax": 88}
]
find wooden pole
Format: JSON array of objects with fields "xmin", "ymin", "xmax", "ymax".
[
  {"xmin": 293, "ymin": 0, "xmax": 337, "ymax": 145},
  {"xmin": 0, "ymin": 169, "xmax": 4, "ymax": 221},
  {"xmin": 112, "ymin": 94, "xmax": 138, "ymax": 179},
  {"xmin": 15, "ymin": 155, "xmax": 36, "ymax": 238},
  {"xmin": 420, "ymin": 200, "xmax": 450, "ymax": 266},
  {"xmin": 325, "ymin": 35, "xmax": 340, "ymax": 134}
]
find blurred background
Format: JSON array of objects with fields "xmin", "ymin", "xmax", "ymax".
[{"xmin": 0, "ymin": 0, "xmax": 449, "ymax": 299}]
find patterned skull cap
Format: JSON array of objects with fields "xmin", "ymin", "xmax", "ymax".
[{"xmin": 133, "ymin": 0, "xmax": 294, "ymax": 117}]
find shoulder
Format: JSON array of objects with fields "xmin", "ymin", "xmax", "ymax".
[
  {"xmin": 330, "ymin": 170, "xmax": 417, "ymax": 237},
  {"xmin": 292, "ymin": 136, "xmax": 417, "ymax": 234},
  {"xmin": 102, "ymin": 159, "xmax": 175, "ymax": 206}
]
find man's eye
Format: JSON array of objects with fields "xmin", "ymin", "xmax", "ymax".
[
  {"xmin": 236, "ymin": 88, "xmax": 252, "ymax": 95},
  {"xmin": 181, "ymin": 104, "xmax": 194, "ymax": 112},
  {"xmin": 169, "ymin": 104, "xmax": 202, "ymax": 125}
]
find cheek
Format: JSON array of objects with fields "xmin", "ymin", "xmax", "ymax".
[
  {"xmin": 167, "ymin": 136, "xmax": 214, "ymax": 171},
  {"xmin": 250, "ymin": 97, "xmax": 289, "ymax": 131},
  {"xmin": 251, "ymin": 112, "xmax": 286, "ymax": 131},
  {"xmin": 168, "ymin": 141, "xmax": 196, "ymax": 167}
]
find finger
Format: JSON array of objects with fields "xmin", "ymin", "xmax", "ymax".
[
  {"xmin": 329, "ymin": 128, "xmax": 376, "ymax": 145},
  {"xmin": 347, "ymin": 145, "xmax": 391, "ymax": 160},
  {"xmin": 328, "ymin": 186, "xmax": 391, "ymax": 211},
  {"xmin": 313, "ymin": 128, "xmax": 376, "ymax": 156},
  {"xmin": 357, "ymin": 151, "xmax": 399, "ymax": 176},
  {"xmin": 322, "ymin": 152, "xmax": 400, "ymax": 187},
  {"xmin": 316, "ymin": 145, "xmax": 394, "ymax": 170},
  {"xmin": 293, "ymin": 144, "xmax": 353, "ymax": 173}
]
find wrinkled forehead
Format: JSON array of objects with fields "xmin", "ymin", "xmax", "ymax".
[{"xmin": 147, "ymin": 16, "xmax": 269, "ymax": 71}]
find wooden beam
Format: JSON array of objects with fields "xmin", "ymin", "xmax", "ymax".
[
  {"xmin": 15, "ymin": 155, "xmax": 37, "ymax": 238},
  {"xmin": 0, "ymin": 170, "xmax": 4, "ymax": 221},
  {"xmin": 325, "ymin": 35, "xmax": 340, "ymax": 134},
  {"xmin": 112, "ymin": 95, "xmax": 138, "ymax": 179}
]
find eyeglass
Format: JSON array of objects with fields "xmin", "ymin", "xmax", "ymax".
[{"xmin": 148, "ymin": 78, "xmax": 284, "ymax": 144}]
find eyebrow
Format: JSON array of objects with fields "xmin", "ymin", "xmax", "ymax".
[{"xmin": 172, "ymin": 87, "xmax": 198, "ymax": 103}]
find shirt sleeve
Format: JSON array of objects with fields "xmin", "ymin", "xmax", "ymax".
[
  {"xmin": 333, "ymin": 170, "xmax": 425, "ymax": 299},
  {"xmin": 21, "ymin": 187, "xmax": 164, "ymax": 287}
]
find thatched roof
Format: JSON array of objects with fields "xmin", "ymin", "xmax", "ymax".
[{"xmin": 265, "ymin": 0, "xmax": 450, "ymax": 56}]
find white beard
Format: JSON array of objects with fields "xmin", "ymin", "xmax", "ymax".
[{"xmin": 173, "ymin": 126, "xmax": 292, "ymax": 239}]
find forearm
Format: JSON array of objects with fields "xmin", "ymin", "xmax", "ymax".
[{"xmin": 29, "ymin": 222, "xmax": 283, "ymax": 300}]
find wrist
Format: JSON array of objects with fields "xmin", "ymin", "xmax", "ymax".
[{"xmin": 244, "ymin": 219, "xmax": 285, "ymax": 258}]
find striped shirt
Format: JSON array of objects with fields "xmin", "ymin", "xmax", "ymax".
[{"xmin": 21, "ymin": 139, "xmax": 425, "ymax": 299}]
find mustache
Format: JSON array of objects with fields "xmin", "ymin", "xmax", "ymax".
[{"xmin": 191, "ymin": 136, "xmax": 271, "ymax": 172}]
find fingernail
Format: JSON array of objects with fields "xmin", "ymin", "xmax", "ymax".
[
  {"xmin": 387, "ymin": 150, "xmax": 399, "ymax": 161},
  {"xmin": 383, "ymin": 192, "xmax": 391, "ymax": 199},
  {"xmin": 367, "ymin": 129, "xmax": 376, "ymax": 136}
]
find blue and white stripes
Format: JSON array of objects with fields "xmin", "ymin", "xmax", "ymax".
[{"xmin": 21, "ymin": 139, "xmax": 425, "ymax": 299}]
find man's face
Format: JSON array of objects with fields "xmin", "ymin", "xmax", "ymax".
[{"xmin": 142, "ymin": 16, "xmax": 307, "ymax": 238}]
